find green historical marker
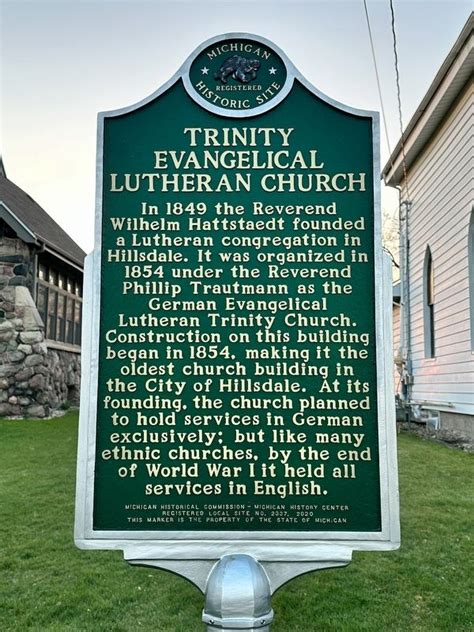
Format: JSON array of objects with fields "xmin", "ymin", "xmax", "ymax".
[{"xmin": 76, "ymin": 33, "xmax": 399, "ymax": 629}]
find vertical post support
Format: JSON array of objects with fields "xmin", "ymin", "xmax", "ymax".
[{"xmin": 202, "ymin": 554, "xmax": 274, "ymax": 631}]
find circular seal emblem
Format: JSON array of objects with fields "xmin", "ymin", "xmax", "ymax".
[{"xmin": 184, "ymin": 34, "xmax": 292, "ymax": 117}]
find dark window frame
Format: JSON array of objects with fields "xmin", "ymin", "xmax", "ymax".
[
  {"xmin": 424, "ymin": 246, "xmax": 435, "ymax": 358},
  {"xmin": 36, "ymin": 259, "xmax": 82, "ymax": 347}
]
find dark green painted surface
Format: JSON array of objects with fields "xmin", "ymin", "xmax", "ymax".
[
  {"xmin": 93, "ymin": 78, "xmax": 381, "ymax": 532},
  {"xmin": 189, "ymin": 38, "xmax": 287, "ymax": 111}
]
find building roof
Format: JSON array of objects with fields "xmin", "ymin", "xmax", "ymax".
[
  {"xmin": 383, "ymin": 12, "xmax": 474, "ymax": 187},
  {"xmin": 0, "ymin": 174, "xmax": 85, "ymax": 268}
]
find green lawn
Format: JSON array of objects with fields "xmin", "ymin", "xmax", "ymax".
[{"xmin": 0, "ymin": 413, "xmax": 472, "ymax": 631}]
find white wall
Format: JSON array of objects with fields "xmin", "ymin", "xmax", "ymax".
[
  {"xmin": 405, "ymin": 81, "xmax": 474, "ymax": 415},
  {"xmin": 392, "ymin": 303, "xmax": 402, "ymax": 397}
]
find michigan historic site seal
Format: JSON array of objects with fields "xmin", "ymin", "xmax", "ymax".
[{"xmin": 185, "ymin": 35, "xmax": 291, "ymax": 116}]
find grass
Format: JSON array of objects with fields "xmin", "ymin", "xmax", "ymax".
[{"xmin": 0, "ymin": 413, "xmax": 472, "ymax": 631}]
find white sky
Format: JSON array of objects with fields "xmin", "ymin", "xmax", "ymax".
[{"xmin": 1, "ymin": 0, "xmax": 471, "ymax": 253}]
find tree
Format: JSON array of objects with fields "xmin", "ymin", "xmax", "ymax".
[{"xmin": 382, "ymin": 206, "xmax": 400, "ymax": 281}]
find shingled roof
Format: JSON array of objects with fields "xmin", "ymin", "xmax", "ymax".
[{"xmin": 0, "ymin": 175, "xmax": 85, "ymax": 267}]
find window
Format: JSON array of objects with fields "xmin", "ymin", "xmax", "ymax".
[
  {"xmin": 38, "ymin": 264, "xmax": 47, "ymax": 281},
  {"xmin": 36, "ymin": 257, "xmax": 82, "ymax": 346},
  {"xmin": 424, "ymin": 246, "xmax": 435, "ymax": 358},
  {"xmin": 469, "ymin": 208, "xmax": 474, "ymax": 350},
  {"xmin": 47, "ymin": 289, "xmax": 57, "ymax": 340},
  {"xmin": 75, "ymin": 301, "xmax": 82, "ymax": 345},
  {"xmin": 57, "ymin": 294, "xmax": 66, "ymax": 341},
  {"xmin": 66, "ymin": 298, "xmax": 74, "ymax": 344},
  {"xmin": 37, "ymin": 285, "xmax": 48, "ymax": 326}
]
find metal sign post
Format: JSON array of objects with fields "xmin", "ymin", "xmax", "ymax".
[{"xmin": 75, "ymin": 33, "xmax": 400, "ymax": 629}]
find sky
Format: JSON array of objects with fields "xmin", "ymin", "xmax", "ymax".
[{"xmin": 1, "ymin": 0, "xmax": 471, "ymax": 254}]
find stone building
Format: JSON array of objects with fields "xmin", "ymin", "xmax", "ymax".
[
  {"xmin": 0, "ymin": 164, "xmax": 85, "ymax": 417},
  {"xmin": 383, "ymin": 14, "xmax": 473, "ymax": 438}
]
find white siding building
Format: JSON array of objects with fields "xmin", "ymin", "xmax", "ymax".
[
  {"xmin": 383, "ymin": 14, "xmax": 474, "ymax": 437},
  {"xmin": 392, "ymin": 283, "xmax": 401, "ymax": 401}
]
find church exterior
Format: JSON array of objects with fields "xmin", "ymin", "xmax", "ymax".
[
  {"xmin": 384, "ymin": 14, "xmax": 473, "ymax": 438},
  {"xmin": 0, "ymin": 167, "xmax": 85, "ymax": 417}
]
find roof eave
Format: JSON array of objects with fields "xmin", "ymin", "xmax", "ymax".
[
  {"xmin": 42, "ymin": 243, "xmax": 85, "ymax": 271},
  {"xmin": 0, "ymin": 201, "xmax": 39, "ymax": 245},
  {"xmin": 383, "ymin": 14, "xmax": 474, "ymax": 188}
]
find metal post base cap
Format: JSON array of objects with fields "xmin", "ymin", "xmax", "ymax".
[{"xmin": 202, "ymin": 610, "xmax": 274, "ymax": 629}]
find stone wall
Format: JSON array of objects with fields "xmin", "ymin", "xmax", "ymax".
[
  {"xmin": 0, "ymin": 236, "xmax": 81, "ymax": 418},
  {"xmin": 440, "ymin": 411, "xmax": 474, "ymax": 440},
  {"xmin": 398, "ymin": 420, "xmax": 473, "ymax": 452},
  {"xmin": 0, "ymin": 235, "xmax": 34, "ymax": 294},
  {"xmin": 44, "ymin": 348, "xmax": 81, "ymax": 410}
]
